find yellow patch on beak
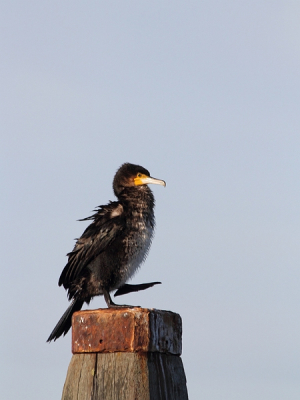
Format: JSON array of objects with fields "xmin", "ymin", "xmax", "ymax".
[{"xmin": 134, "ymin": 174, "xmax": 166, "ymax": 187}]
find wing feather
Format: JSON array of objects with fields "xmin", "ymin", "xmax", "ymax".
[{"xmin": 59, "ymin": 202, "xmax": 124, "ymax": 288}]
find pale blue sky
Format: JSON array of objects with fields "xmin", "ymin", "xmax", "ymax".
[{"xmin": 1, "ymin": 2, "xmax": 300, "ymax": 399}]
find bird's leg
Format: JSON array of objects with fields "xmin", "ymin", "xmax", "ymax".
[
  {"xmin": 114, "ymin": 282, "xmax": 161, "ymax": 297},
  {"xmin": 103, "ymin": 288, "xmax": 119, "ymax": 307},
  {"xmin": 102, "ymin": 287, "xmax": 140, "ymax": 308}
]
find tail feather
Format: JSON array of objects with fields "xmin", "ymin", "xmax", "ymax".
[{"xmin": 47, "ymin": 299, "xmax": 84, "ymax": 342}]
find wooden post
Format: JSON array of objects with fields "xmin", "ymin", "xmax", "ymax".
[{"xmin": 61, "ymin": 308, "xmax": 188, "ymax": 400}]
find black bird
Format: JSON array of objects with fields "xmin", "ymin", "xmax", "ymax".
[{"xmin": 47, "ymin": 163, "xmax": 166, "ymax": 342}]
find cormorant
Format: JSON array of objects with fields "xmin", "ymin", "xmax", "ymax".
[{"xmin": 47, "ymin": 163, "xmax": 166, "ymax": 342}]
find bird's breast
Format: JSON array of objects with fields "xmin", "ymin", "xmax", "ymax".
[{"xmin": 119, "ymin": 214, "xmax": 154, "ymax": 285}]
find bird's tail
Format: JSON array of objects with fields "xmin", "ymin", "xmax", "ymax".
[{"xmin": 47, "ymin": 298, "xmax": 84, "ymax": 342}]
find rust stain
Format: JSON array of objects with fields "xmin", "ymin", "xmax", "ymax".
[{"xmin": 72, "ymin": 308, "xmax": 182, "ymax": 355}]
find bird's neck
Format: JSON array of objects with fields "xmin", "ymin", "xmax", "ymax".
[{"xmin": 119, "ymin": 186, "xmax": 155, "ymax": 215}]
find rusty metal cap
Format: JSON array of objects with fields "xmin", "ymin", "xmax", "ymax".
[{"xmin": 72, "ymin": 308, "xmax": 182, "ymax": 355}]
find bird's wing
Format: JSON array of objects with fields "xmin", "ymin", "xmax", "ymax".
[{"xmin": 59, "ymin": 202, "xmax": 124, "ymax": 288}]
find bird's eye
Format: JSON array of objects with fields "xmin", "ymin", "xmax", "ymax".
[{"xmin": 137, "ymin": 173, "xmax": 142, "ymax": 178}]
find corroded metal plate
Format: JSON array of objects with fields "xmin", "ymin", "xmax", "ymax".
[{"xmin": 72, "ymin": 308, "xmax": 182, "ymax": 355}]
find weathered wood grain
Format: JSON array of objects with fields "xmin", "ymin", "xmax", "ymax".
[
  {"xmin": 62, "ymin": 353, "xmax": 96, "ymax": 400},
  {"xmin": 92, "ymin": 353, "xmax": 150, "ymax": 400},
  {"xmin": 62, "ymin": 353, "xmax": 188, "ymax": 400},
  {"xmin": 148, "ymin": 353, "xmax": 188, "ymax": 400}
]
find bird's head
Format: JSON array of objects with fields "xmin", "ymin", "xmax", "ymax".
[{"xmin": 113, "ymin": 163, "xmax": 166, "ymax": 196}]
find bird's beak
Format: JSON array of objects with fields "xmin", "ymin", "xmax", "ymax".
[{"xmin": 134, "ymin": 174, "xmax": 166, "ymax": 187}]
